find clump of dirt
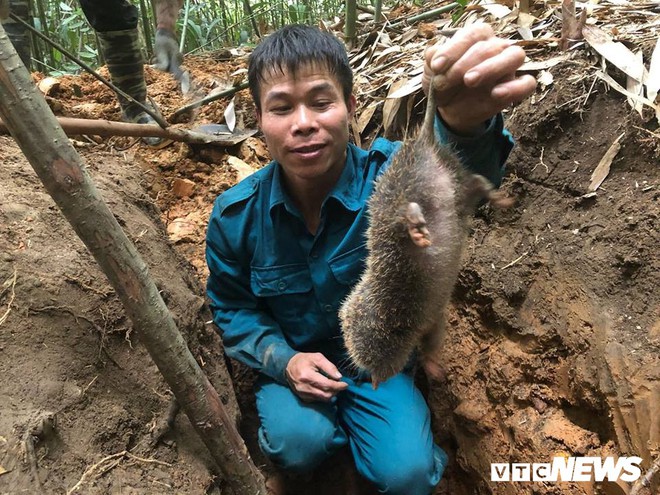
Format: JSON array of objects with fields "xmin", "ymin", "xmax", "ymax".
[{"xmin": 0, "ymin": 44, "xmax": 658, "ymax": 495}]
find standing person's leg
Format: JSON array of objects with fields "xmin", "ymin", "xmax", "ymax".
[
  {"xmin": 78, "ymin": 0, "xmax": 160, "ymax": 142},
  {"xmin": 338, "ymin": 373, "xmax": 447, "ymax": 495},
  {"xmin": 255, "ymin": 376, "xmax": 349, "ymax": 473},
  {"xmin": 2, "ymin": 0, "xmax": 31, "ymax": 69}
]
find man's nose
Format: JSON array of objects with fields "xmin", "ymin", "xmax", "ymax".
[{"xmin": 292, "ymin": 105, "xmax": 317, "ymax": 134}]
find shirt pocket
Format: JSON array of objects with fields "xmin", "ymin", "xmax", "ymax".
[
  {"xmin": 328, "ymin": 245, "xmax": 367, "ymax": 287},
  {"xmin": 250, "ymin": 264, "xmax": 314, "ymax": 334},
  {"xmin": 250, "ymin": 264, "xmax": 312, "ymax": 297}
]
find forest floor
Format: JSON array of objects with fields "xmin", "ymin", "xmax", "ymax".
[{"xmin": 1, "ymin": 4, "xmax": 659, "ymax": 495}]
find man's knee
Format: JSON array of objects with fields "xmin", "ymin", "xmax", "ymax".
[
  {"xmin": 363, "ymin": 447, "xmax": 444, "ymax": 495},
  {"xmin": 258, "ymin": 418, "xmax": 342, "ymax": 473}
]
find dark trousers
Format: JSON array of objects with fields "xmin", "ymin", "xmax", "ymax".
[{"xmin": 79, "ymin": 0, "xmax": 139, "ymax": 32}]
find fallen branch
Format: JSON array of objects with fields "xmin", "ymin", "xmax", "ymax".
[{"xmin": 0, "ymin": 116, "xmax": 256, "ymax": 147}]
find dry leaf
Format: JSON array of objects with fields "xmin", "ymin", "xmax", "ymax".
[
  {"xmin": 519, "ymin": 54, "xmax": 571, "ymax": 72},
  {"xmin": 626, "ymin": 51, "xmax": 644, "ymax": 117},
  {"xmin": 595, "ymin": 71, "xmax": 659, "ymax": 114},
  {"xmin": 647, "ymin": 36, "xmax": 660, "ymax": 104},
  {"xmin": 583, "ymin": 25, "xmax": 644, "ymax": 82},
  {"xmin": 383, "ymin": 78, "xmax": 408, "ymax": 133},
  {"xmin": 588, "ymin": 132, "xmax": 624, "ymax": 192},
  {"xmin": 357, "ymin": 101, "xmax": 381, "ymax": 135},
  {"xmin": 483, "ymin": 3, "xmax": 512, "ymax": 19},
  {"xmin": 387, "ymin": 73, "xmax": 423, "ymax": 99}
]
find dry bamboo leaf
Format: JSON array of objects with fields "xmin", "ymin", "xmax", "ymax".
[
  {"xmin": 483, "ymin": 3, "xmax": 512, "ymax": 19},
  {"xmin": 400, "ymin": 27, "xmax": 418, "ymax": 45},
  {"xmin": 588, "ymin": 132, "xmax": 624, "ymax": 192},
  {"xmin": 383, "ymin": 78, "xmax": 408, "ymax": 134},
  {"xmin": 387, "ymin": 73, "xmax": 423, "ymax": 99},
  {"xmin": 647, "ymin": 36, "xmax": 660, "ymax": 105},
  {"xmin": 627, "ymin": 51, "xmax": 645, "ymax": 117},
  {"xmin": 374, "ymin": 45, "xmax": 403, "ymax": 66},
  {"xmin": 357, "ymin": 101, "xmax": 381, "ymax": 135},
  {"xmin": 518, "ymin": 54, "xmax": 571, "ymax": 72},
  {"xmin": 596, "ymin": 70, "xmax": 659, "ymax": 113},
  {"xmin": 583, "ymin": 25, "xmax": 644, "ymax": 82}
]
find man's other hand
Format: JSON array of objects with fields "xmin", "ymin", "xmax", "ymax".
[{"xmin": 285, "ymin": 353, "xmax": 348, "ymax": 402}]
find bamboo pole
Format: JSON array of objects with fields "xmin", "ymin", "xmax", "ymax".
[{"xmin": 0, "ymin": 24, "xmax": 267, "ymax": 495}]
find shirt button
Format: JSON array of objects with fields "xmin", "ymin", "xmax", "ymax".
[
  {"xmin": 310, "ymin": 252, "xmax": 319, "ymax": 260},
  {"xmin": 324, "ymin": 304, "xmax": 333, "ymax": 313},
  {"xmin": 278, "ymin": 281, "xmax": 287, "ymax": 291}
]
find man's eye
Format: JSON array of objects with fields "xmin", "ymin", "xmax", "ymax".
[
  {"xmin": 313, "ymin": 101, "xmax": 331, "ymax": 109},
  {"xmin": 270, "ymin": 106, "xmax": 290, "ymax": 114}
]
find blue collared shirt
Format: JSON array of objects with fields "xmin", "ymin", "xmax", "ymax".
[{"xmin": 206, "ymin": 115, "xmax": 513, "ymax": 384}]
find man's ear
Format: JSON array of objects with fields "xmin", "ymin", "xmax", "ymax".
[
  {"xmin": 347, "ymin": 94, "xmax": 357, "ymax": 119},
  {"xmin": 255, "ymin": 108, "xmax": 262, "ymax": 126}
]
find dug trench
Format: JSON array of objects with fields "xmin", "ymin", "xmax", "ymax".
[{"xmin": 0, "ymin": 63, "xmax": 658, "ymax": 494}]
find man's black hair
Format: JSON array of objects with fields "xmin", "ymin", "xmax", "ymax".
[{"xmin": 248, "ymin": 25, "xmax": 353, "ymax": 112}]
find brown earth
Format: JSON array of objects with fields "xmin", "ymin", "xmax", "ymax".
[{"xmin": 0, "ymin": 47, "xmax": 658, "ymax": 495}]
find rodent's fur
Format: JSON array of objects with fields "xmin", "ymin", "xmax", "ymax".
[{"xmin": 339, "ymin": 75, "xmax": 509, "ymax": 386}]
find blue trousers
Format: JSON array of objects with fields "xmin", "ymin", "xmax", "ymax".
[{"xmin": 255, "ymin": 373, "xmax": 447, "ymax": 495}]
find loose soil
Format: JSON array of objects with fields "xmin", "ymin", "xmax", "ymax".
[{"xmin": 1, "ymin": 46, "xmax": 658, "ymax": 495}]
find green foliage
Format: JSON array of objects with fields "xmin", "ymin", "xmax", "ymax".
[
  {"xmin": 26, "ymin": 0, "xmax": 403, "ymax": 75},
  {"xmin": 451, "ymin": 0, "xmax": 468, "ymax": 24}
]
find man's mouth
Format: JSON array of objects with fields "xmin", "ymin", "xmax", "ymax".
[{"xmin": 291, "ymin": 143, "xmax": 325, "ymax": 154}]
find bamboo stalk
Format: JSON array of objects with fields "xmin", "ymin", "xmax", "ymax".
[
  {"xmin": 139, "ymin": 0, "xmax": 153, "ymax": 56},
  {"xmin": 0, "ymin": 24, "xmax": 267, "ymax": 495},
  {"xmin": 179, "ymin": 0, "xmax": 190, "ymax": 51}
]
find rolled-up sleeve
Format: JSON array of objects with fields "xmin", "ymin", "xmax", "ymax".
[
  {"xmin": 206, "ymin": 203, "xmax": 297, "ymax": 384},
  {"xmin": 434, "ymin": 113, "xmax": 514, "ymax": 187}
]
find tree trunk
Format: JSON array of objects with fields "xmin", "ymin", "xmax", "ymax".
[{"xmin": 0, "ymin": 24, "xmax": 267, "ymax": 495}]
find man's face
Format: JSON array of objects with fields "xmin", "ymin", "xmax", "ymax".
[{"xmin": 256, "ymin": 64, "xmax": 356, "ymax": 187}]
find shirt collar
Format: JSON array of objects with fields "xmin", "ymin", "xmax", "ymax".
[{"xmin": 268, "ymin": 143, "xmax": 364, "ymax": 215}]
